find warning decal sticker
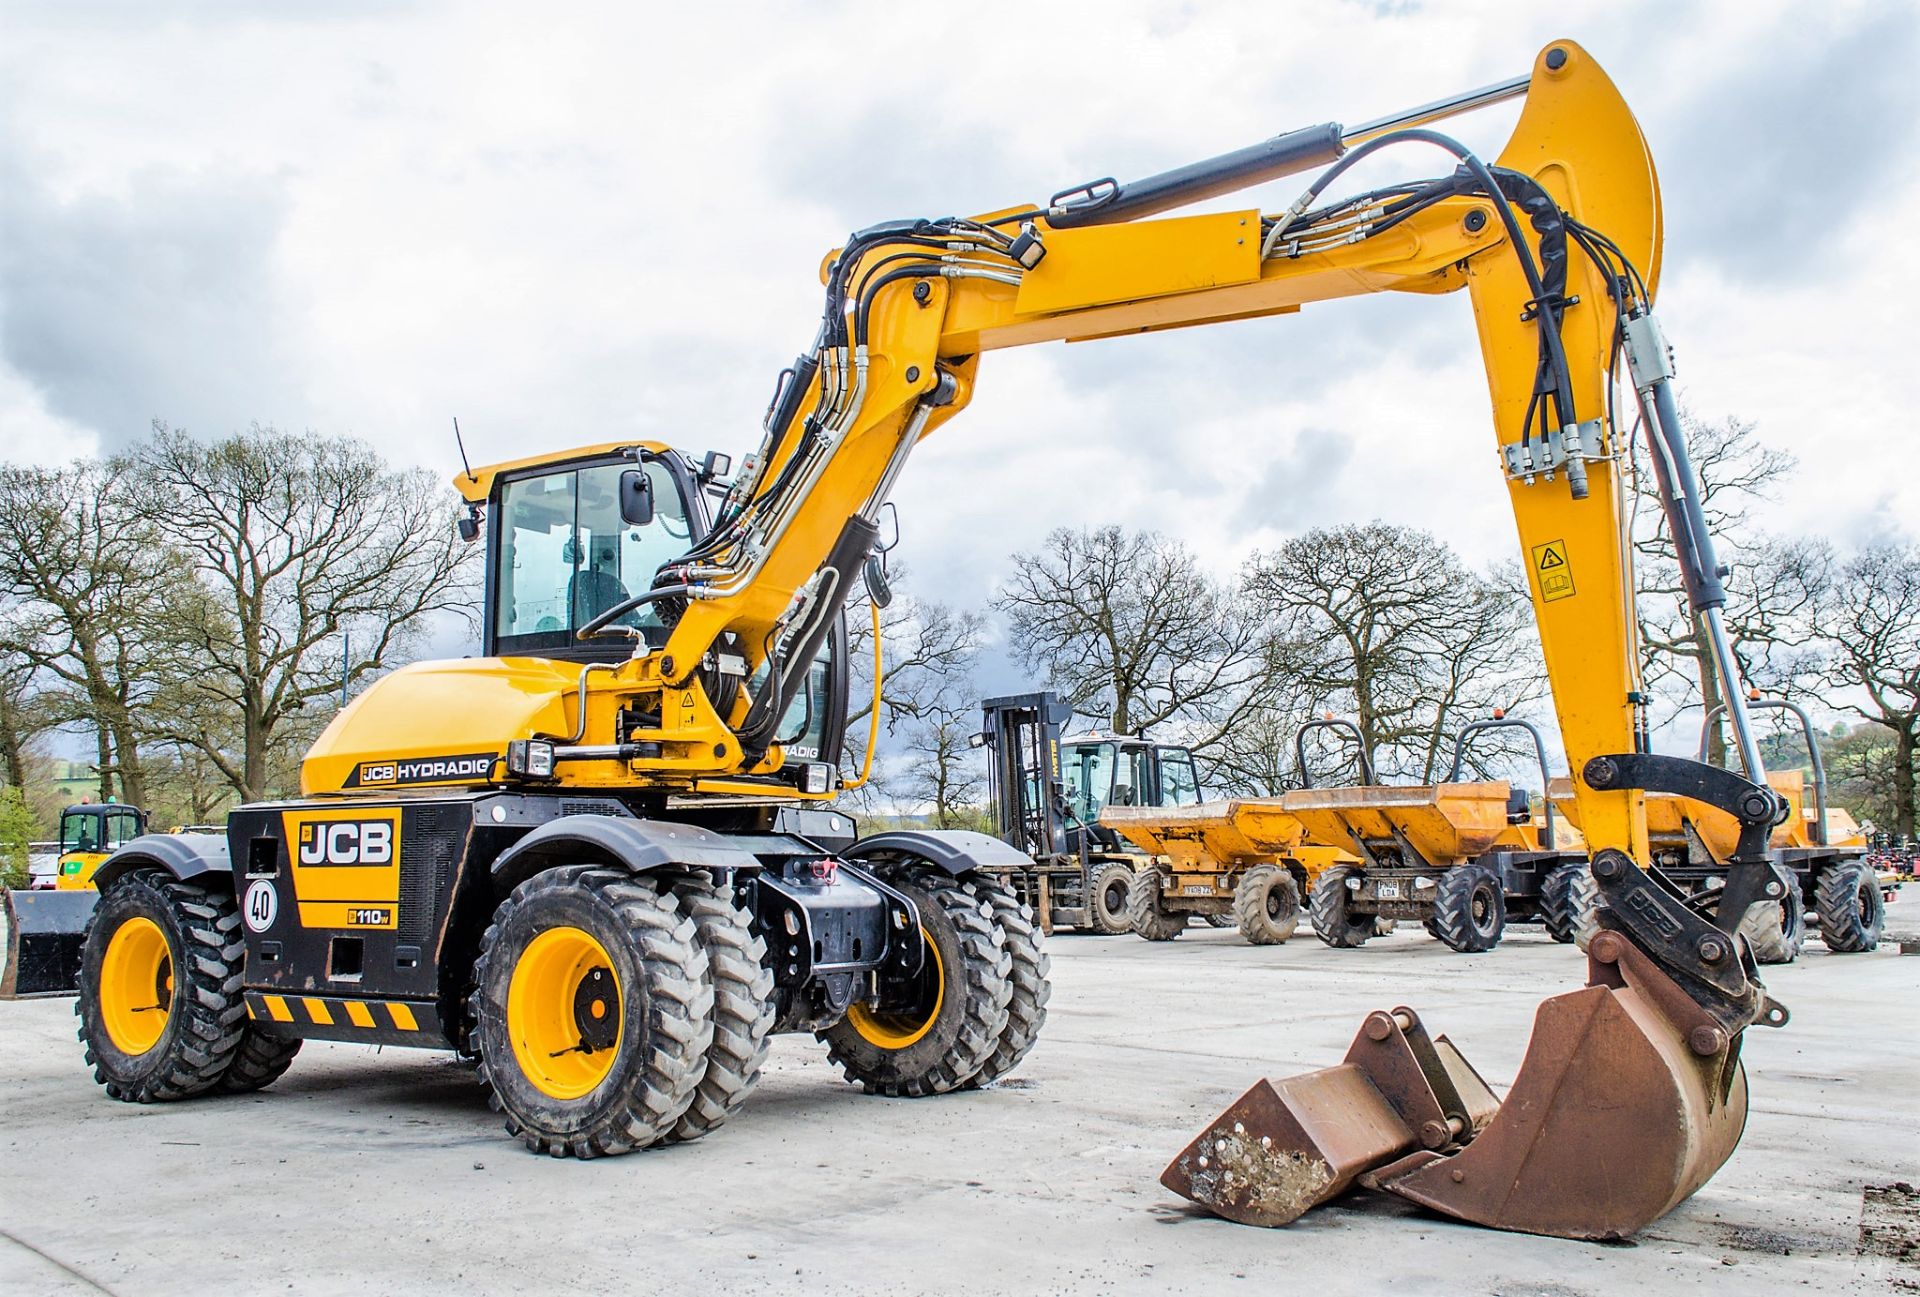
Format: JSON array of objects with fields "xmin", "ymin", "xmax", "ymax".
[{"xmin": 1532, "ymin": 539, "xmax": 1576, "ymax": 602}]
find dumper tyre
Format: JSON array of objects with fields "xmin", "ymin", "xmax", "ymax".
[
  {"xmin": 1308, "ymin": 868, "xmax": 1374, "ymax": 948},
  {"xmin": 1430, "ymin": 864, "xmax": 1504, "ymax": 953},
  {"xmin": 1087, "ymin": 861, "xmax": 1135, "ymax": 935},
  {"xmin": 75, "ymin": 869, "xmax": 248, "ymax": 1104},
  {"xmin": 472, "ymin": 865, "xmax": 714, "ymax": 1158},
  {"xmin": 1814, "ymin": 860, "xmax": 1884, "ymax": 953},
  {"xmin": 820, "ymin": 864, "xmax": 1012, "ymax": 1096},
  {"xmin": 217, "ymin": 1029, "xmax": 303, "ymax": 1093},
  {"xmin": 663, "ymin": 871, "xmax": 774, "ymax": 1142},
  {"xmin": 1735, "ymin": 882, "xmax": 1805, "ymax": 965},
  {"xmin": 1127, "ymin": 865, "xmax": 1187, "ymax": 941},
  {"xmin": 1539, "ymin": 861, "xmax": 1600, "ymax": 949},
  {"xmin": 1203, "ymin": 912, "xmax": 1236, "ymax": 928},
  {"xmin": 965, "ymin": 873, "xmax": 1051, "ymax": 1088},
  {"xmin": 1233, "ymin": 864, "xmax": 1302, "ymax": 945}
]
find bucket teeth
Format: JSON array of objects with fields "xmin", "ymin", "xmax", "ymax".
[{"xmin": 1164, "ymin": 952, "xmax": 1751, "ymax": 1240}]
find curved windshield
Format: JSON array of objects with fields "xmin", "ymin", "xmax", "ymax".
[
  {"xmin": 1062, "ymin": 742, "xmax": 1115, "ymax": 823},
  {"xmin": 493, "ymin": 459, "xmax": 691, "ymax": 654}
]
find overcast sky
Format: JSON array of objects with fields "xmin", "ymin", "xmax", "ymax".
[{"xmin": 4, "ymin": 1, "xmax": 1917, "ymax": 737}]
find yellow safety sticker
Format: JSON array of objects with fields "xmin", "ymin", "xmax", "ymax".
[{"xmin": 1532, "ymin": 539, "xmax": 1576, "ymax": 602}]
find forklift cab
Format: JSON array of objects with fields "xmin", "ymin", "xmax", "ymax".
[
  {"xmin": 1061, "ymin": 735, "xmax": 1202, "ymax": 852},
  {"xmin": 55, "ymin": 803, "xmax": 147, "ymax": 891},
  {"xmin": 477, "ymin": 446, "xmax": 848, "ymax": 771}
]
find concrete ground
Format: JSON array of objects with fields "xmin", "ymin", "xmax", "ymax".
[{"xmin": 2, "ymin": 895, "xmax": 1915, "ymax": 1296}]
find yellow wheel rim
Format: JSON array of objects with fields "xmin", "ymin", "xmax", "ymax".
[
  {"xmin": 506, "ymin": 925, "xmax": 623, "ymax": 1100},
  {"xmin": 100, "ymin": 916, "xmax": 173, "ymax": 1056},
  {"xmin": 846, "ymin": 926, "xmax": 944, "ymax": 1050}
]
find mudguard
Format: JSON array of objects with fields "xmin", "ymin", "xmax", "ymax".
[
  {"xmin": 490, "ymin": 815, "xmax": 764, "ymax": 893},
  {"xmin": 93, "ymin": 833, "xmax": 232, "ymax": 891},
  {"xmin": 844, "ymin": 829, "xmax": 1032, "ymax": 878}
]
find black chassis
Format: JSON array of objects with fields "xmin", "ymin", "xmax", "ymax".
[
  {"xmin": 1338, "ymin": 848, "xmax": 1588, "ymax": 925},
  {"xmin": 103, "ymin": 791, "xmax": 1025, "ymax": 1048},
  {"xmin": 1650, "ymin": 825, "xmax": 1867, "ymax": 912}
]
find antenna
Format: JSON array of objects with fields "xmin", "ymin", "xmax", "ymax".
[{"xmin": 453, "ymin": 416, "xmax": 476, "ymax": 483}]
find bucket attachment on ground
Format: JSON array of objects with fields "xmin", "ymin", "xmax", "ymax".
[
  {"xmin": 1162, "ymin": 929, "xmax": 1753, "ymax": 1240},
  {"xmin": 2, "ymin": 889, "xmax": 96, "ymax": 998}
]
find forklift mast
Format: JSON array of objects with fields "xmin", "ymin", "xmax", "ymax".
[{"xmin": 979, "ymin": 691, "xmax": 1075, "ymax": 859}]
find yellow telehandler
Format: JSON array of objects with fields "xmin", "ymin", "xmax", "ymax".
[{"xmin": 46, "ymin": 38, "xmax": 1798, "ymax": 1242}]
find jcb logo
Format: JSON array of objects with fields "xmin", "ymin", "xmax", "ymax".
[
  {"xmin": 298, "ymin": 820, "xmax": 395, "ymax": 867},
  {"xmin": 358, "ymin": 763, "xmax": 398, "ymax": 786}
]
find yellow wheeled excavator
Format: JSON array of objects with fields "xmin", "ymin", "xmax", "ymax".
[{"xmin": 60, "ymin": 38, "xmax": 1794, "ymax": 1241}]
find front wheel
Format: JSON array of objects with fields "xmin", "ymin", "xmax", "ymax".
[
  {"xmin": 1309, "ymin": 868, "xmax": 1374, "ymax": 948},
  {"xmin": 1430, "ymin": 864, "xmax": 1505, "ymax": 953},
  {"xmin": 1539, "ymin": 861, "xmax": 1600, "ymax": 950},
  {"xmin": 1086, "ymin": 861, "xmax": 1135, "ymax": 935},
  {"xmin": 1233, "ymin": 864, "xmax": 1301, "ymax": 945},
  {"xmin": 1815, "ymin": 860, "xmax": 1885, "ymax": 953},
  {"xmin": 76, "ymin": 870, "xmax": 248, "ymax": 1103},
  {"xmin": 821, "ymin": 865, "xmax": 1012, "ymax": 1096},
  {"xmin": 1127, "ymin": 866, "xmax": 1188, "ymax": 941},
  {"xmin": 1736, "ymin": 879, "xmax": 1806, "ymax": 965},
  {"xmin": 472, "ymin": 866, "xmax": 715, "ymax": 1157}
]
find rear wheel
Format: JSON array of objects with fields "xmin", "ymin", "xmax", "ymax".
[
  {"xmin": 1233, "ymin": 864, "xmax": 1301, "ymax": 945},
  {"xmin": 966, "ymin": 874, "xmax": 1050, "ymax": 1088},
  {"xmin": 1539, "ymin": 861, "xmax": 1600, "ymax": 949},
  {"xmin": 76, "ymin": 870, "xmax": 247, "ymax": 1103},
  {"xmin": 822, "ymin": 865, "xmax": 1012, "ymax": 1096},
  {"xmin": 1309, "ymin": 868, "xmax": 1374, "ymax": 948},
  {"xmin": 1815, "ymin": 860, "xmax": 1884, "ymax": 953},
  {"xmin": 1430, "ymin": 865, "xmax": 1505, "ymax": 953},
  {"xmin": 663, "ymin": 871, "xmax": 774, "ymax": 1142},
  {"xmin": 1203, "ymin": 912, "xmax": 1236, "ymax": 929},
  {"xmin": 1086, "ymin": 861, "xmax": 1135, "ymax": 935},
  {"xmin": 1736, "ymin": 880, "xmax": 1806, "ymax": 965},
  {"xmin": 472, "ymin": 866, "xmax": 714, "ymax": 1157},
  {"xmin": 218, "ymin": 1030, "xmax": 303, "ymax": 1094},
  {"xmin": 1127, "ymin": 866, "xmax": 1188, "ymax": 941}
]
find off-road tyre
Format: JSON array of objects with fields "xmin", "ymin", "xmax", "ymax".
[
  {"xmin": 1203, "ymin": 912, "xmax": 1236, "ymax": 928},
  {"xmin": 1233, "ymin": 864, "xmax": 1302, "ymax": 945},
  {"xmin": 217, "ymin": 1030, "xmax": 303, "ymax": 1094},
  {"xmin": 1309, "ymin": 868, "xmax": 1374, "ymax": 948},
  {"xmin": 1539, "ymin": 861, "xmax": 1601, "ymax": 950},
  {"xmin": 1815, "ymin": 860, "xmax": 1885, "ymax": 953},
  {"xmin": 966, "ymin": 873, "xmax": 1051, "ymax": 1089},
  {"xmin": 1127, "ymin": 865, "xmax": 1188, "ymax": 941},
  {"xmin": 472, "ymin": 865, "xmax": 714, "ymax": 1158},
  {"xmin": 1086, "ymin": 861, "xmax": 1136, "ymax": 935},
  {"xmin": 76, "ymin": 869, "xmax": 247, "ymax": 1103},
  {"xmin": 663, "ymin": 871, "xmax": 774, "ymax": 1142},
  {"xmin": 1429, "ymin": 864, "xmax": 1506, "ymax": 953},
  {"xmin": 821, "ymin": 864, "xmax": 1011, "ymax": 1096},
  {"xmin": 1736, "ymin": 879, "xmax": 1806, "ymax": 965}
]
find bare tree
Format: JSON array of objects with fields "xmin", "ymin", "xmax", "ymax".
[
  {"xmin": 136, "ymin": 424, "xmax": 479, "ymax": 801},
  {"xmin": 995, "ymin": 526, "xmax": 1265, "ymax": 745},
  {"xmin": 0, "ymin": 459, "xmax": 189, "ymax": 806},
  {"xmin": 1631, "ymin": 409, "xmax": 1811, "ymax": 762},
  {"xmin": 898, "ymin": 695, "xmax": 987, "ymax": 828},
  {"xmin": 1816, "ymin": 542, "xmax": 1920, "ymax": 837},
  {"xmin": 1243, "ymin": 523, "xmax": 1542, "ymax": 783}
]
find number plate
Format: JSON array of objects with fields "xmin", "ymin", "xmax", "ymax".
[
  {"xmin": 1375, "ymin": 881, "xmax": 1401, "ymax": 900},
  {"xmin": 1181, "ymin": 885, "xmax": 1213, "ymax": 896}
]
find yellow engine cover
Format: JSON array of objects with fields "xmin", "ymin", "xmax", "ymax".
[{"xmin": 301, "ymin": 657, "xmax": 580, "ymax": 795}]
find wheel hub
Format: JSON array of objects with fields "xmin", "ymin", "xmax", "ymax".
[
  {"xmin": 100, "ymin": 915, "xmax": 173, "ymax": 1056},
  {"xmin": 506, "ymin": 925, "xmax": 624, "ymax": 1100}
]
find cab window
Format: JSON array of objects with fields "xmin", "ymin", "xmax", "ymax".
[
  {"xmin": 1159, "ymin": 749, "xmax": 1201, "ymax": 806},
  {"xmin": 493, "ymin": 459, "xmax": 692, "ymax": 653},
  {"xmin": 61, "ymin": 811, "xmax": 102, "ymax": 855},
  {"xmin": 1062, "ymin": 743, "xmax": 1116, "ymax": 823},
  {"xmin": 103, "ymin": 809, "xmax": 142, "ymax": 849}
]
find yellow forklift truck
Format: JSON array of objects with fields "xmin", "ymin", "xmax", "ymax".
[
  {"xmin": 1550, "ymin": 696, "xmax": 1879, "ymax": 962},
  {"xmin": 56, "ymin": 803, "xmax": 148, "ymax": 890},
  {"xmin": 1290, "ymin": 717, "xmax": 1595, "ymax": 952},
  {"xmin": 2, "ymin": 803, "xmax": 147, "ymax": 998},
  {"xmin": 975, "ymin": 691, "xmax": 1204, "ymax": 934},
  {"xmin": 47, "ymin": 41, "xmax": 1805, "ymax": 1240}
]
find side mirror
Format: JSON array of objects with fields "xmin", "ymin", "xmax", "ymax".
[
  {"xmin": 456, "ymin": 508, "xmax": 482, "ymax": 543},
  {"xmin": 619, "ymin": 469, "xmax": 655, "ymax": 526},
  {"xmin": 701, "ymin": 450, "xmax": 733, "ymax": 480}
]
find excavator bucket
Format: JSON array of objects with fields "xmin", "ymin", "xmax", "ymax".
[
  {"xmin": 1, "ymin": 890, "xmax": 96, "ymax": 998},
  {"xmin": 1163, "ymin": 930, "xmax": 1749, "ymax": 1240}
]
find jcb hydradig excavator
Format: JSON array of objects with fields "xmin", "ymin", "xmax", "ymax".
[{"xmin": 59, "ymin": 39, "xmax": 1794, "ymax": 1240}]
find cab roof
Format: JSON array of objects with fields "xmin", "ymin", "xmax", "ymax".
[{"xmin": 451, "ymin": 439, "xmax": 674, "ymax": 504}]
